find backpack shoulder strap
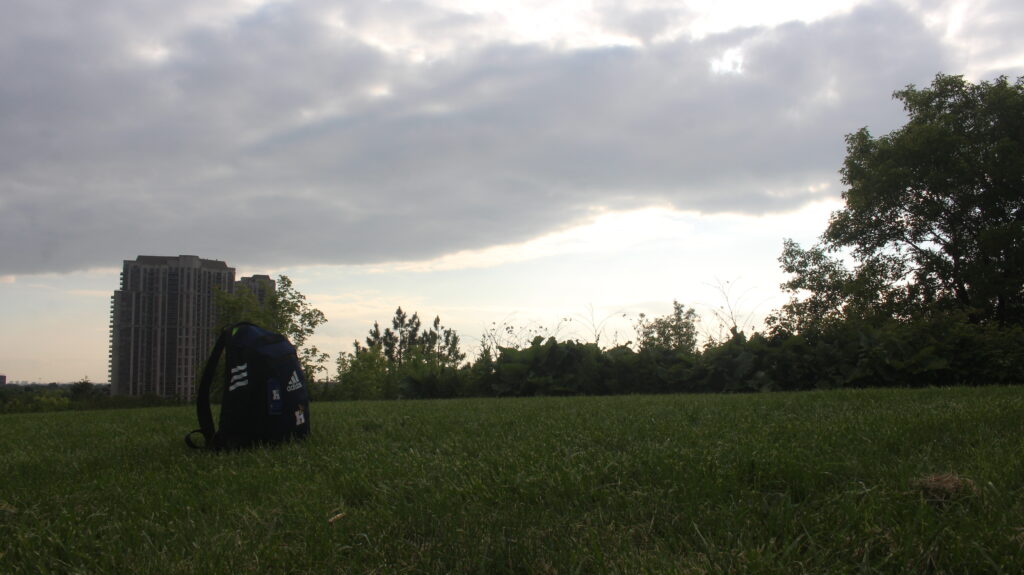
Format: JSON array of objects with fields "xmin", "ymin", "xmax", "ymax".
[{"xmin": 185, "ymin": 326, "xmax": 231, "ymax": 449}]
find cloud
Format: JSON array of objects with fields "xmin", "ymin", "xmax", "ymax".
[
  {"xmin": 952, "ymin": 0, "xmax": 1024, "ymax": 78},
  {"xmin": 0, "ymin": 0, "xmax": 984, "ymax": 275}
]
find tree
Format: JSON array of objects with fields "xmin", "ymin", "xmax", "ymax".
[
  {"xmin": 358, "ymin": 307, "xmax": 465, "ymax": 369},
  {"xmin": 776, "ymin": 74, "xmax": 1024, "ymax": 330},
  {"xmin": 334, "ymin": 346, "xmax": 393, "ymax": 400},
  {"xmin": 216, "ymin": 275, "xmax": 329, "ymax": 380},
  {"xmin": 68, "ymin": 376, "xmax": 103, "ymax": 403},
  {"xmin": 270, "ymin": 276, "xmax": 330, "ymax": 379},
  {"xmin": 340, "ymin": 307, "xmax": 466, "ymax": 399},
  {"xmin": 634, "ymin": 300, "xmax": 699, "ymax": 354},
  {"xmin": 770, "ymin": 239, "xmax": 910, "ymax": 334}
]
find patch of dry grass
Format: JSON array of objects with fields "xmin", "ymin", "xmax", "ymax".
[{"xmin": 913, "ymin": 472, "xmax": 977, "ymax": 504}]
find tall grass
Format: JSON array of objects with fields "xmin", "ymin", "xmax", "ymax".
[{"xmin": 2, "ymin": 387, "xmax": 1023, "ymax": 573}]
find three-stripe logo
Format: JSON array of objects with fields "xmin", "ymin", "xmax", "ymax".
[{"xmin": 228, "ymin": 363, "xmax": 249, "ymax": 391}]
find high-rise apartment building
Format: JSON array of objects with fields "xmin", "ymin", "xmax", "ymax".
[
  {"xmin": 236, "ymin": 274, "xmax": 276, "ymax": 304},
  {"xmin": 109, "ymin": 255, "xmax": 236, "ymax": 400}
]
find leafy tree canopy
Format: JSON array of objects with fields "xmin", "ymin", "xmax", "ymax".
[
  {"xmin": 216, "ymin": 275, "xmax": 330, "ymax": 379},
  {"xmin": 775, "ymin": 73, "xmax": 1024, "ymax": 332},
  {"xmin": 634, "ymin": 300, "xmax": 699, "ymax": 354},
  {"xmin": 354, "ymin": 307, "xmax": 465, "ymax": 370},
  {"xmin": 334, "ymin": 307, "xmax": 467, "ymax": 400}
]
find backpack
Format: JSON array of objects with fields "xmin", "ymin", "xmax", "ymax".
[{"xmin": 185, "ymin": 322, "xmax": 311, "ymax": 450}]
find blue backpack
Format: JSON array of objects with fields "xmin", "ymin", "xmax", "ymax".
[{"xmin": 186, "ymin": 323, "xmax": 310, "ymax": 450}]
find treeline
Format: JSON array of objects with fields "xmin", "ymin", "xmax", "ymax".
[
  {"xmin": 0, "ymin": 381, "xmax": 178, "ymax": 413},
  {"xmin": 316, "ymin": 305, "xmax": 1024, "ymax": 401}
]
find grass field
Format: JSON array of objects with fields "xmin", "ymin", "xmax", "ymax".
[{"xmin": 2, "ymin": 387, "xmax": 1024, "ymax": 574}]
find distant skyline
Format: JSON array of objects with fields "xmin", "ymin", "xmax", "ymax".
[{"xmin": 2, "ymin": 0, "xmax": 1022, "ymax": 381}]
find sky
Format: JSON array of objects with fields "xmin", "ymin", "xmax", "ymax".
[{"xmin": 1, "ymin": 0, "xmax": 1022, "ymax": 382}]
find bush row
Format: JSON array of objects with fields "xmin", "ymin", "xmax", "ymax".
[{"xmin": 317, "ymin": 314, "xmax": 1024, "ymax": 401}]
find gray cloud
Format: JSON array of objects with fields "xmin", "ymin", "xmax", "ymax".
[
  {"xmin": 0, "ymin": 0, "xmax": 996, "ymax": 274},
  {"xmin": 957, "ymin": 0, "xmax": 1024, "ymax": 78},
  {"xmin": 594, "ymin": 1, "xmax": 694, "ymax": 44}
]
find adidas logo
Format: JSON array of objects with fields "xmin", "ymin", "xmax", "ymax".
[
  {"xmin": 228, "ymin": 363, "xmax": 249, "ymax": 391},
  {"xmin": 285, "ymin": 370, "xmax": 303, "ymax": 392}
]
